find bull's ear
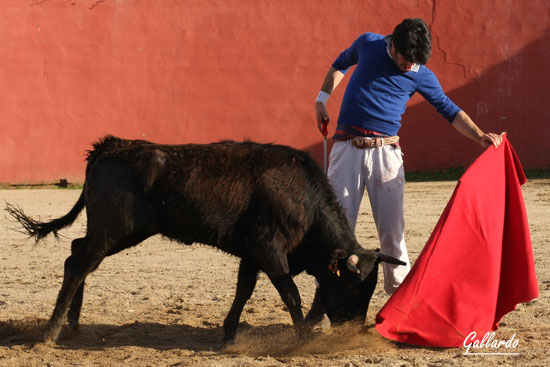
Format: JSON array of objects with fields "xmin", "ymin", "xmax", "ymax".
[
  {"xmin": 378, "ymin": 253, "xmax": 407, "ymax": 266},
  {"xmin": 331, "ymin": 249, "xmax": 348, "ymax": 260}
]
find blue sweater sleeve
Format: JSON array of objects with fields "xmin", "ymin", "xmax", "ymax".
[
  {"xmin": 332, "ymin": 33, "xmax": 385, "ymax": 74},
  {"xmin": 417, "ymin": 69, "xmax": 462, "ymax": 123},
  {"xmin": 332, "ymin": 33, "xmax": 381, "ymax": 74},
  {"xmin": 332, "ymin": 38, "xmax": 360, "ymax": 73}
]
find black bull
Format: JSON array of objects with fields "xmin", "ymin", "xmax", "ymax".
[{"xmin": 6, "ymin": 136, "xmax": 405, "ymax": 344}]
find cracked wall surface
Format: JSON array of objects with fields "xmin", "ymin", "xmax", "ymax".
[{"xmin": 1, "ymin": 0, "xmax": 549, "ymax": 182}]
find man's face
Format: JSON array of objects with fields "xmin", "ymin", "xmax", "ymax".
[{"xmin": 390, "ymin": 43, "xmax": 417, "ymax": 72}]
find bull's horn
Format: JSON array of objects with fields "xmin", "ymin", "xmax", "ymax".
[
  {"xmin": 378, "ymin": 253, "xmax": 407, "ymax": 266},
  {"xmin": 346, "ymin": 254, "xmax": 361, "ymax": 274}
]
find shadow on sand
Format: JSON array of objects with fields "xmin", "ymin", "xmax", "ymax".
[{"xmin": 0, "ymin": 318, "xmax": 397, "ymax": 356}]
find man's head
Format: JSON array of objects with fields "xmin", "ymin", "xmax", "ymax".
[{"xmin": 391, "ymin": 18, "xmax": 432, "ymax": 71}]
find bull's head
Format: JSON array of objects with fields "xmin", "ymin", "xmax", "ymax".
[{"xmin": 316, "ymin": 249, "xmax": 406, "ymax": 325}]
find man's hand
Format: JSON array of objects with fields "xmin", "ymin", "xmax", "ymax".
[
  {"xmin": 479, "ymin": 133, "xmax": 504, "ymax": 149},
  {"xmin": 452, "ymin": 111, "xmax": 504, "ymax": 149},
  {"xmin": 315, "ymin": 68, "xmax": 345, "ymax": 135},
  {"xmin": 316, "ymin": 102, "xmax": 329, "ymax": 135}
]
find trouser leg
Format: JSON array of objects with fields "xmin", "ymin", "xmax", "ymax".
[
  {"xmin": 308, "ymin": 141, "xmax": 365, "ymax": 322},
  {"xmin": 327, "ymin": 141, "xmax": 365, "ymax": 231},
  {"xmin": 364, "ymin": 145, "xmax": 411, "ymax": 294},
  {"xmin": 327, "ymin": 141, "xmax": 410, "ymax": 294}
]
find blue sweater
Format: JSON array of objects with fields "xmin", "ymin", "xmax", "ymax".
[{"xmin": 332, "ymin": 33, "xmax": 461, "ymax": 139}]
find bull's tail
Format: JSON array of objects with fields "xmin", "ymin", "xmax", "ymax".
[
  {"xmin": 6, "ymin": 136, "xmax": 143, "ymax": 242},
  {"xmin": 6, "ymin": 189, "xmax": 85, "ymax": 241}
]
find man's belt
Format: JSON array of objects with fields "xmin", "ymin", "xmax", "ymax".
[{"xmin": 351, "ymin": 136, "xmax": 400, "ymax": 149}]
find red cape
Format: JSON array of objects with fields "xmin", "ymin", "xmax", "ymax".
[{"xmin": 375, "ymin": 135, "xmax": 539, "ymax": 347}]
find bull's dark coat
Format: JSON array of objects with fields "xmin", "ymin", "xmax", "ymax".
[{"xmin": 7, "ymin": 136, "xmax": 404, "ymax": 344}]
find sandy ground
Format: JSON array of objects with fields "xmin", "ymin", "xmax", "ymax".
[{"xmin": 0, "ymin": 179, "xmax": 548, "ymax": 367}]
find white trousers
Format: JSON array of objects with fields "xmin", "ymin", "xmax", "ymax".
[{"xmin": 327, "ymin": 140, "xmax": 411, "ymax": 294}]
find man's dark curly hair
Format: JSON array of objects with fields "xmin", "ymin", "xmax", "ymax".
[{"xmin": 392, "ymin": 18, "xmax": 432, "ymax": 65}]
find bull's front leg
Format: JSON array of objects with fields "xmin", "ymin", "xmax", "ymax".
[
  {"xmin": 261, "ymin": 255, "xmax": 305, "ymax": 327},
  {"xmin": 304, "ymin": 285, "xmax": 326, "ymax": 325},
  {"xmin": 252, "ymin": 241, "xmax": 310, "ymax": 338},
  {"xmin": 268, "ymin": 273, "xmax": 305, "ymax": 325},
  {"xmin": 223, "ymin": 259, "xmax": 259, "ymax": 343}
]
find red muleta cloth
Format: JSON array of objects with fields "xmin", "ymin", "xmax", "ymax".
[{"xmin": 375, "ymin": 135, "xmax": 539, "ymax": 347}]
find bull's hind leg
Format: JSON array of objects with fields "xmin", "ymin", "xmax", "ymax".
[
  {"xmin": 223, "ymin": 259, "xmax": 259, "ymax": 343},
  {"xmin": 67, "ymin": 282, "xmax": 85, "ymax": 332},
  {"xmin": 67, "ymin": 238, "xmax": 87, "ymax": 332},
  {"xmin": 66, "ymin": 238, "xmax": 105, "ymax": 332},
  {"xmin": 44, "ymin": 237, "xmax": 106, "ymax": 344}
]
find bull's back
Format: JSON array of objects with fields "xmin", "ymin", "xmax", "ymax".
[{"xmin": 85, "ymin": 138, "xmax": 327, "ymax": 255}]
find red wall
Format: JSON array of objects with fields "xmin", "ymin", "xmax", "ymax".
[{"xmin": 1, "ymin": 0, "xmax": 549, "ymax": 183}]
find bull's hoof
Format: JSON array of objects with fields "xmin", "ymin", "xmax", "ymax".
[
  {"xmin": 68, "ymin": 319, "xmax": 80, "ymax": 332},
  {"xmin": 43, "ymin": 331, "xmax": 58, "ymax": 345},
  {"xmin": 43, "ymin": 322, "xmax": 64, "ymax": 345},
  {"xmin": 295, "ymin": 322, "xmax": 315, "ymax": 340},
  {"xmin": 44, "ymin": 326, "xmax": 80, "ymax": 344},
  {"xmin": 222, "ymin": 335, "xmax": 236, "ymax": 347},
  {"xmin": 310, "ymin": 315, "xmax": 331, "ymax": 331},
  {"xmin": 64, "ymin": 325, "xmax": 81, "ymax": 340},
  {"xmin": 304, "ymin": 309, "xmax": 325, "ymax": 325}
]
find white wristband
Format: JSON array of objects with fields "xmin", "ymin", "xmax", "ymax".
[{"xmin": 315, "ymin": 91, "xmax": 330, "ymax": 105}]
